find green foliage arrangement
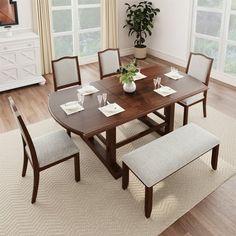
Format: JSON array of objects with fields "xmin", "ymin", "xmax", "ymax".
[
  {"xmin": 118, "ymin": 60, "xmax": 138, "ymax": 84},
  {"xmin": 124, "ymin": 1, "xmax": 160, "ymax": 48}
]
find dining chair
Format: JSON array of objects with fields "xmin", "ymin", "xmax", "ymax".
[
  {"xmin": 8, "ymin": 96, "xmax": 80, "ymax": 204},
  {"xmin": 178, "ymin": 52, "xmax": 214, "ymax": 125},
  {"xmin": 98, "ymin": 48, "xmax": 121, "ymax": 79},
  {"xmin": 51, "ymin": 56, "xmax": 81, "ymax": 91}
]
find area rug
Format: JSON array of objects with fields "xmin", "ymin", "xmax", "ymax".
[{"xmin": 0, "ymin": 104, "xmax": 236, "ymax": 236}]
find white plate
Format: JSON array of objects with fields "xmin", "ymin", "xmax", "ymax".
[
  {"xmin": 98, "ymin": 103, "xmax": 125, "ymax": 117},
  {"xmin": 77, "ymin": 85, "xmax": 99, "ymax": 95},
  {"xmin": 154, "ymin": 86, "xmax": 176, "ymax": 97},
  {"xmin": 60, "ymin": 101, "xmax": 84, "ymax": 115},
  {"xmin": 164, "ymin": 72, "xmax": 184, "ymax": 80},
  {"xmin": 133, "ymin": 72, "xmax": 147, "ymax": 81}
]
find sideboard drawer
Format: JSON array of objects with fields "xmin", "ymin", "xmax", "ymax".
[{"xmin": 0, "ymin": 40, "xmax": 35, "ymax": 52}]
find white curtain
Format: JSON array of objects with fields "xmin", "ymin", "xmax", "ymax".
[
  {"xmin": 32, "ymin": 0, "xmax": 53, "ymax": 74},
  {"xmin": 102, "ymin": 0, "xmax": 118, "ymax": 49}
]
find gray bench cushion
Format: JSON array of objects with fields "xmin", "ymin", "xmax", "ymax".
[{"xmin": 123, "ymin": 123, "xmax": 220, "ymax": 187}]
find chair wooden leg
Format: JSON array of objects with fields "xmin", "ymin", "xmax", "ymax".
[
  {"xmin": 183, "ymin": 106, "xmax": 189, "ymax": 126},
  {"xmin": 31, "ymin": 170, "xmax": 40, "ymax": 204},
  {"xmin": 74, "ymin": 154, "xmax": 80, "ymax": 182},
  {"xmin": 203, "ymin": 98, "xmax": 207, "ymax": 117},
  {"xmin": 22, "ymin": 147, "xmax": 28, "ymax": 177},
  {"xmin": 122, "ymin": 162, "xmax": 129, "ymax": 190},
  {"xmin": 211, "ymin": 144, "xmax": 219, "ymax": 170},
  {"xmin": 145, "ymin": 186, "xmax": 153, "ymax": 218}
]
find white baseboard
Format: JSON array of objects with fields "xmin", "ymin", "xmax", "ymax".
[
  {"xmin": 147, "ymin": 48, "xmax": 236, "ymax": 88},
  {"xmin": 147, "ymin": 48, "xmax": 186, "ymax": 67},
  {"xmin": 79, "ymin": 48, "xmax": 134, "ymax": 65},
  {"xmin": 211, "ymin": 71, "xmax": 236, "ymax": 87},
  {"xmin": 80, "ymin": 55, "xmax": 98, "ymax": 65},
  {"xmin": 120, "ymin": 48, "xmax": 134, "ymax": 57},
  {"xmin": 77, "ymin": 47, "xmax": 236, "ymax": 88}
]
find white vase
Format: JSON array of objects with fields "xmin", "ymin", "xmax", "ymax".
[{"xmin": 123, "ymin": 81, "xmax": 136, "ymax": 93}]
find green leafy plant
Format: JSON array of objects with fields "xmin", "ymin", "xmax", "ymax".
[
  {"xmin": 118, "ymin": 59, "xmax": 138, "ymax": 84},
  {"xmin": 124, "ymin": 1, "xmax": 160, "ymax": 48}
]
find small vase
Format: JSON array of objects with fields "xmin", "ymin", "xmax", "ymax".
[{"xmin": 123, "ymin": 81, "xmax": 136, "ymax": 93}]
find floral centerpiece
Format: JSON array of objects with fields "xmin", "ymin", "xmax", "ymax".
[{"xmin": 117, "ymin": 60, "xmax": 138, "ymax": 93}]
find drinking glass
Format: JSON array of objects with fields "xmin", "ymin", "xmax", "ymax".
[
  {"xmin": 102, "ymin": 93, "xmax": 107, "ymax": 106},
  {"xmin": 157, "ymin": 77, "xmax": 162, "ymax": 88},
  {"xmin": 171, "ymin": 67, "xmax": 178, "ymax": 74},
  {"xmin": 97, "ymin": 94, "xmax": 103, "ymax": 107},
  {"xmin": 153, "ymin": 78, "xmax": 158, "ymax": 90},
  {"xmin": 77, "ymin": 93, "xmax": 84, "ymax": 107}
]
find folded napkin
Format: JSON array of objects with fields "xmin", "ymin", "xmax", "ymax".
[
  {"xmin": 133, "ymin": 72, "xmax": 147, "ymax": 81},
  {"xmin": 154, "ymin": 86, "xmax": 176, "ymax": 97},
  {"xmin": 77, "ymin": 85, "xmax": 99, "ymax": 95},
  {"xmin": 165, "ymin": 72, "xmax": 184, "ymax": 80},
  {"xmin": 60, "ymin": 101, "xmax": 84, "ymax": 115},
  {"xmin": 99, "ymin": 103, "xmax": 125, "ymax": 117}
]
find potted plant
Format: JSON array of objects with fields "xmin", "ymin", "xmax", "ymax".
[
  {"xmin": 124, "ymin": 1, "xmax": 160, "ymax": 59},
  {"xmin": 118, "ymin": 59, "xmax": 138, "ymax": 93}
]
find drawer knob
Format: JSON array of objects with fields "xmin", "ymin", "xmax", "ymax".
[
  {"xmin": 3, "ymin": 47, "xmax": 8, "ymax": 50},
  {"xmin": 28, "ymin": 44, "xmax": 32, "ymax": 47}
]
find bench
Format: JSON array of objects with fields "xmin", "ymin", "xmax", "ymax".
[{"xmin": 122, "ymin": 123, "xmax": 220, "ymax": 218}]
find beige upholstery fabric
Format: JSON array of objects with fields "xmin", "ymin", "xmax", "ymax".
[
  {"xmin": 26, "ymin": 130, "xmax": 79, "ymax": 167},
  {"xmin": 53, "ymin": 58, "xmax": 79, "ymax": 87},
  {"xmin": 100, "ymin": 50, "xmax": 120, "ymax": 76},
  {"xmin": 188, "ymin": 54, "xmax": 212, "ymax": 83},
  {"xmin": 179, "ymin": 93, "xmax": 204, "ymax": 106},
  {"xmin": 123, "ymin": 123, "xmax": 220, "ymax": 187}
]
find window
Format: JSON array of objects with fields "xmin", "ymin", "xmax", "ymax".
[
  {"xmin": 192, "ymin": 0, "xmax": 236, "ymax": 82},
  {"xmin": 50, "ymin": 0, "xmax": 101, "ymax": 59}
]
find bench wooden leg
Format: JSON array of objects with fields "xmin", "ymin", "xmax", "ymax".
[
  {"xmin": 145, "ymin": 186, "xmax": 153, "ymax": 218},
  {"xmin": 211, "ymin": 144, "xmax": 219, "ymax": 170},
  {"xmin": 74, "ymin": 154, "xmax": 80, "ymax": 182},
  {"xmin": 183, "ymin": 106, "xmax": 189, "ymax": 126},
  {"xmin": 67, "ymin": 129, "xmax": 71, "ymax": 137},
  {"xmin": 122, "ymin": 162, "xmax": 129, "ymax": 190}
]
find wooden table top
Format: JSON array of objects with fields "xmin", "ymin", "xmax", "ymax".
[{"xmin": 48, "ymin": 64, "xmax": 207, "ymax": 137}]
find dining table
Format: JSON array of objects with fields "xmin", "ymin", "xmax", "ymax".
[{"xmin": 48, "ymin": 64, "xmax": 208, "ymax": 179}]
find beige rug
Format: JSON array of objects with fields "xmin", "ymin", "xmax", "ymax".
[{"xmin": 0, "ymin": 104, "xmax": 236, "ymax": 236}]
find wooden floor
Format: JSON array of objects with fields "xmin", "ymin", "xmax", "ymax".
[{"xmin": 0, "ymin": 56, "xmax": 236, "ymax": 235}]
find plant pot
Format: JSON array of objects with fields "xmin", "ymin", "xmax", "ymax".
[
  {"xmin": 134, "ymin": 46, "xmax": 147, "ymax": 60},
  {"xmin": 123, "ymin": 81, "xmax": 136, "ymax": 93}
]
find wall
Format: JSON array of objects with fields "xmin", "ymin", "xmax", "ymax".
[
  {"xmin": 147, "ymin": 0, "xmax": 193, "ymax": 66},
  {"xmin": 118, "ymin": 0, "xmax": 193, "ymax": 65},
  {"xmin": 118, "ymin": 0, "xmax": 136, "ymax": 55},
  {"xmin": 0, "ymin": 0, "xmax": 33, "ymax": 33}
]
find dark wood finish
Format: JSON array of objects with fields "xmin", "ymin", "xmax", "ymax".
[
  {"xmin": 98, "ymin": 48, "xmax": 121, "ymax": 79},
  {"xmin": 122, "ymin": 162, "xmax": 129, "ymax": 190},
  {"xmin": 1, "ymin": 55, "xmax": 235, "ymax": 234},
  {"xmin": 48, "ymin": 64, "xmax": 207, "ymax": 179},
  {"xmin": 8, "ymin": 96, "xmax": 80, "ymax": 203},
  {"xmin": 51, "ymin": 56, "xmax": 81, "ymax": 91},
  {"xmin": 211, "ymin": 144, "xmax": 219, "ymax": 170},
  {"xmin": 178, "ymin": 52, "xmax": 213, "ymax": 125},
  {"xmin": 145, "ymin": 186, "xmax": 153, "ymax": 218}
]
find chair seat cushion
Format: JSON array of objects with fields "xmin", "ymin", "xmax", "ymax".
[
  {"xmin": 123, "ymin": 123, "xmax": 219, "ymax": 187},
  {"xmin": 26, "ymin": 130, "xmax": 79, "ymax": 167},
  {"xmin": 179, "ymin": 93, "xmax": 204, "ymax": 106}
]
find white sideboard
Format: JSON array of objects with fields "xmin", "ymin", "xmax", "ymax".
[{"xmin": 0, "ymin": 32, "xmax": 45, "ymax": 92}]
